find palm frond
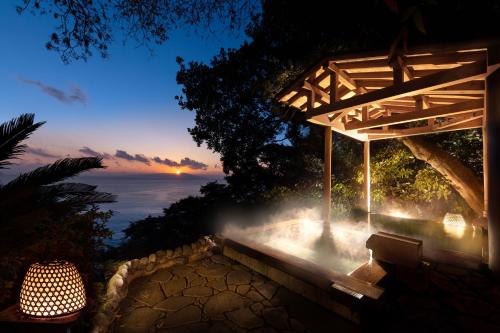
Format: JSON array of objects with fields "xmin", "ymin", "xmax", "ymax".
[
  {"xmin": 0, "ymin": 114, "xmax": 45, "ymax": 169},
  {"xmin": 0, "ymin": 157, "xmax": 104, "ymax": 195},
  {"xmin": 42, "ymin": 183, "xmax": 98, "ymax": 197}
]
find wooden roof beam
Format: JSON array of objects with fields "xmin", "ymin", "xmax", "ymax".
[
  {"xmin": 365, "ymin": 117, "xmax": 482, "ymax": 140},
  {"xmin": 307, "ymin": 60, "xmax": 487, "ymax": 119},
  {"xmin": 303, "ymin": 81, "xmax": 330, "ymax": 104},
  {"xmin": 345, "ymin": 99, "xmax": 483, "ymax": 130}
]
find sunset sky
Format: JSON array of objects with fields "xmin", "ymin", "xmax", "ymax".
[{"xmin": 0, "ymin": 2, "xmax": 246, "ymax": 175}]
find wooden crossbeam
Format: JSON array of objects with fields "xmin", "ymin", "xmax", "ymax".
[
  {"xmin": 303, "ymin": 81, "xmax": 330, "ymax": 104},
  {"xmin": 434, "ymin": 111, "xmax": 483, "ymax": 130},
  {"xmin": 423, "ymin": 81, "xmax": 485, "ymax": 95},
  {"xmin": 334, "ymin": 51, "xmax": 485, "ymax": 71},
  {"xmin": 404, "ymin": 51, "xmax": 485, "ymax": 66},
  {"xmin": 356, "ymin": 80, "xmax": 392, "ymax": 88},
  {"xmin": 365, "ymin": 117, "xmax": 482, "ymax": 140},
  {"xmin": 286, "ymin": 90, "xmax": 307, "ymax": 105},
  {"xmin": 345, "ymin": 99, "xmax": 484, "ymax": 131},
  {"xmin": 307, "ymin": 60, "xmax": 487, "ymax": 119}
]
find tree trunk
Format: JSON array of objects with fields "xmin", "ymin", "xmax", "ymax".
[{"xmin": 400, "ymin": 136, "xmax": 484, "ymax": 216}]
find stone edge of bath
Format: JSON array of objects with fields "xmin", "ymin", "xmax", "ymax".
[{"xmin": 91, "ymin": 236, "xmax": 218, "ymax": 333}]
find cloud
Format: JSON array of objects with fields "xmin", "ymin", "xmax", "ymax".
[
  {"xmin": 19, "ymin": 77, "xmax": 87, "ymax": 105},
  {"xmin": 153, "ymin": 156, "xmax": 180, "ymax": 167},
  {"xmin": 79, "ymin": 146, "xmax": 112, "ymax": 159},
  {"xmin": 153, "ymin": 156, "xmax": 208, "ymax": 170},
  {"xmin": 115, "ymin": 150, "xmax": 151, "ymax": 165},
  {"xmin": 180, "ymin": 157, "xmax": 208, "ymax": 170},
  {"xmin": 25, "ymin": 146, "xmax": 60, "ymax": 158}
]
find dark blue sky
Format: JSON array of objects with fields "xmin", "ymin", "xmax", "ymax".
[{"xmin": 0, "ymin": 1, "xmax": 247, "ymax": 174}]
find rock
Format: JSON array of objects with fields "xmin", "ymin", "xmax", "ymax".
[
  {"xmin": 119, "ymin": 307, "xmax": 163, "ymax": 329},
  {"xmin": 174, "ymin": 247, "xmax": 183, "ymax": 257},
  {"xmin": 154, "ymin": 296, "xmax": 195, "ymax": 312},
  {"xmin": 250, "ymin": 302, "xmax": 264, "ymax": 315},
  {"xmin": 248, "ymin": 328, "xmax": 278, "ymax": 333},
  {"xmin": 172, "ymin": 265, "xmax": 195, "ymax": 277},
  {"xmin": 183, "ymin": 286, "xmax": 213, "ymax": 297},
  {"xmin": 161, "ymin": 278, "xmax": 187, "ymax": 297},
  {"xmin": 188, "ymin": 275, "xmax": 206, "ymax": 287},
  {"xmin": 227, "ymin": 270, "xmax": 252, "ymax": 286},
  {"xmin": 166, "ymin": 250, "xmax": 174, "ymax": 258},
  {"xmin": 149, "ymin": 253, "xmax": 157, "ymax": 263},
  {"xmin": 206, "ymin": 278, "xmax": 227, "ymax": 291},
  {"xmin": 156, "ymin": 250, "xmax": 166, "ymax": 258},
  {"xmin": 162, "ymin": 305, "xmax": 201, "ymax": 328},
  {"xmin": 203, "ymin": 291, "xmax": 251, "ymax": 316},
  {"xmin": 140, "ymin": 257, "xmax": 148, "ymax": 267},
  {"xmin": 118, "ymin": 265, "xmax": 129, "ymax": 279},
  {"xmin": 227, "ymin": 308, "xmax": 264, "ymax": 329},
  {"xmin": 151, "ymin": 269, "xmax": 173, "ymax": 282},
  {"xmin": 262, "ymin": 307, "xmax": 289, "ymax": 330},
  {"xmin": 146, "ymin": 263, "xmax": 155, "ymax": 271},
  {"xmin": 174, "ymin": 257, "xmax": 188, "ymax": 265},
  {"xmin": 130, "ymin": 259, "xmax": 140, "ymax": 270},
  {"xmin": 206, "ymin": 322, "xmax": 234, "ymax": 333},
  {"xmin": 196, "ymin": 264, "xmax": 231, "ymax": 278},
  {"xmin": 246, "ymin": 291, "xmax": 264, "ymax": 302},
  {"xmin": 182, "ymin": 244, "xmax": 192, "ymax": 256},
  {"xmin": 129, "ymin": 281, "xmax": 165, "ymax": 306},
  {"xmin": 254, "ymin": 282, "xmax": 278, "ymax": 300},
  {"xmin": 236, "ymin": 285, "xmax": 251, "ymax": 295}
]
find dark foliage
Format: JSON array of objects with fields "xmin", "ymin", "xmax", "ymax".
[
  {"xmin": 123, "ymin": 0, "xmax": 499, "ymax": 254},
  {"xmin": 16, "ymin": 0, "xmax": 259, "ymax": 62},
  {"xmin": 0, "ymin": 114, "xmax": 115, "ymax": 311},
  {"xmin": 117, "ymin": 182, "xmax": 233, "ymax": 258}
]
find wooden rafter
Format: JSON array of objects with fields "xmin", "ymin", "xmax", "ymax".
[
  {"xmin": 277, "ymin": 41, "xmax": 498, "ymax": 142},
  {"xmin": 307, "ymin": 60, "xmax": 487, "ymax": 119},
  {"xmin": 345, "ymin": 99, "xmax": 483, "ymax": 131}
]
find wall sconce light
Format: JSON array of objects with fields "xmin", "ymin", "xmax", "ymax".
[{"xmin": 19, "ymin": 261, "xmax": 86, "ymax": 317}]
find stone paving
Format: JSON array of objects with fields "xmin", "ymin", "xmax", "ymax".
[{"xmin": 113, "ymin": 254, "xmax": 358, "ymax": 333}]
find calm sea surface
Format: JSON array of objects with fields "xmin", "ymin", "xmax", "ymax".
[{"xmin": 1, "ymin": 173, "xmax": 223, "ymax": 245}]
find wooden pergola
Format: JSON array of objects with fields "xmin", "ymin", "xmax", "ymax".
[{"xmin": 277, "ymin": 40, "xmax": 500, "ymax": 274}]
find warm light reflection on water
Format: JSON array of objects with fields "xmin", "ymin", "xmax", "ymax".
[
  {"xmin": 387, "ymin": 209, "xmax": 413, "ymax": 219},
  {"xmin": 223, "ymin": 208, "xmax": 370, "ymax": 274}
]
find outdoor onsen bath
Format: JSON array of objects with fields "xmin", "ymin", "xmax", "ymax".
[{"xmin": 189, "ymin": 40, "xmax": 500, "ymax": 326}]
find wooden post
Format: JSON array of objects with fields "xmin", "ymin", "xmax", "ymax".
[
  {"xmin": 323, "ymin": 127, "xmax": 332, "ymax": 236},
  {"xmin": 364, "ymin": 141, "xmax": 371, "ymax": 234},
  {"xmin": 482, "ymin": 99, "xmax": 489, "ymax": 264},
  {"xmin": 321, "ymin": 67, "xmax": 338, "ymax": 238},
  {"xmin": 486, "ymin": 68, "xmax": 500, "ymax": 275},
  {"xmin": 363, "ymin": 141, "xmax": 371, "ymax": 213}
]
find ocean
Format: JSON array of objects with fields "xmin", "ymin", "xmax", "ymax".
[{"xmin": 0, "ymin": 173, "xmax": 224, "ymax": 245}]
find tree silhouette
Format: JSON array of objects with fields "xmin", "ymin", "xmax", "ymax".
[{"xmin": 16, "ymin": 0, "xmax": 259, "ymax": 62}]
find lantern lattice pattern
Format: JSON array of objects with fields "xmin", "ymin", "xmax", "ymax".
[{"xmin": 20, "ymin": 261, "xmax": 86, "ymax": 317}]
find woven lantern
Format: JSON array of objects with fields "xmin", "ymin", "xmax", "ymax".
[{"xmin": 19, "ymin": 261, "xmax": 86, "ymax": 317}]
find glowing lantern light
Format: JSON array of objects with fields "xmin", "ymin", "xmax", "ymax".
[
  {"xmin": 20, "ymin": 261, "xmax": 86, "ymax": 317},
  {"xmin": 442, "ymin": 213, "xmax": 466, "ymax": 239}
]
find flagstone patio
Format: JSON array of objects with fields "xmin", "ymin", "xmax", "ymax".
[{"xmin": 112, "ymin": 254, "xmax": 358, "ymax": 333}]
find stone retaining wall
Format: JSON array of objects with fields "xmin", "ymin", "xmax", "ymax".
[{"xmin": 91, "ymin": 236, "xmax": 217, "ymax": 333}]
